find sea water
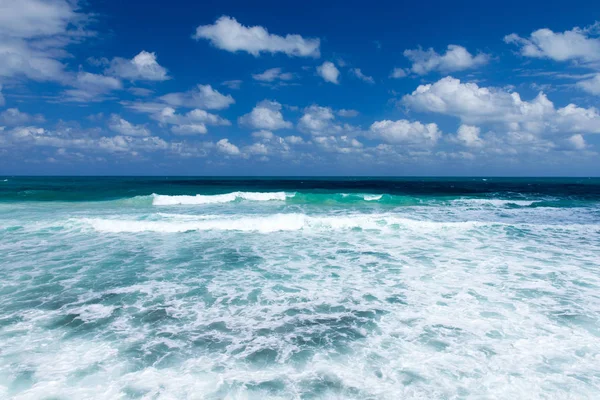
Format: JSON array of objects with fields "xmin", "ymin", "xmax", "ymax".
[{"xmin": 0, "ymin": 177, "xmax": 599, "ymax": 399}]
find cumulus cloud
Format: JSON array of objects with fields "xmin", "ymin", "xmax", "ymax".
[
  {"xmin": 193, "ymin": 16, "xmax": 320, "ymax": 58},
  {"xmin": 317, "ymin": 62, "xmax": 340, "ymax": 84},
  {"xmin": 239, "ymin": 100, "xmax": 292, "ymax": 130},
  {"xmin": 298, "ymin": 105, "xmax": 360, "ymax": 136},
  {"xmin": 369, "ymin": 120, "xmax": 441, "ymax": 145},
  {"xmin": 160, "ymin": 84, "xmax": 234, "ymax": 109},
  {"xmin": 350, "ymin": 68, "xmax": 374, "ymax": 84},
  {"xmin": 403, "ymin": 45, "xmax": 490, "ymax": 75},
  {"xmin": 151, "ymin": 106, "xmax": 230, "ymax": 135},
  {"xmin": 567, "ymin": 134, "xmax": 586, "ymax": 150},
  {"xmin": 453, "ymin": 124, "xmax": 484, "ymax": 148},
  {"xmin": 216, "ymin": 138, "xmax": 241, "ymax": 155},
  {"xmin": 313, "ymin": 135, "xmax": 363, "ymax": 153},
  {"xmin": 252, "ymin": 67, "xmax": 294, "ymax": 82},
  {"xmin": 108, "ymin": 114, "xmax": 150, "ymax": 136},
  {"xmin": 402, "ymin": 76, "xmax": 600, "ymax": 152},
  {"xmin": 106, "ymin": 51, "xmax": 170, "ymax": 81},
  {"xmin": 504, "ymin": 23, "xmax": 600, "ymax": 64},
  {"xmin": 403, "ymin": 77, "xmax": 600, "ymax": 133},
  {"xmin": 0, "ymin": 108, "xmax": 45, "ymax": 125}
]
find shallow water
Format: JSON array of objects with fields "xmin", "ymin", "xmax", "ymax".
[{"xmin": 1, "ymin": 177, "xmax": 600, "ymax": 399}]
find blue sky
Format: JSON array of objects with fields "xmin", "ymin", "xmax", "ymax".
[{"xmin": 1, "ymin": 0, "xmax": 600, "ymax": 175}]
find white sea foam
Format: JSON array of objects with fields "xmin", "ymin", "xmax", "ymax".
[
  {"xmin": 451, "ymin": 198, "xmax": 540, "ymax": 207},
  {"xmin": 363, "ymin": 194, "xmax": 383, "ymax": 201},
  {"xmin": 152, "ymin": 191, "xmax": 292, "ymax": 205},
  {"xmin": 78, "ymin": 214, "xmax": 487, "ymax": 234}
]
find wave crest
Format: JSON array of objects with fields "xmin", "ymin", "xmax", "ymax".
[{"xmin": 152, "ymin": 191, "xmax": 292, "ymax": 205}]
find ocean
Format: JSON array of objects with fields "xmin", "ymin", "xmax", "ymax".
[{"xmin": 1, "ymin": 177, "xmax": 599, "ymax": 399}]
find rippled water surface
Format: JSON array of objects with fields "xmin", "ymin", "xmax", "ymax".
[{"xmin": 1, "ymin": 177, "xmax": 599, "ymax": 399}]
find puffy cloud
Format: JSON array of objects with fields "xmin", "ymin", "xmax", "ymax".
[
  {"xmin": 390, "ymin": 68, "xmax": 407, "ymax": 79},
  {"xmin": 244, "ymin": 142, "xmax": 269, "ymax": 155},
  {"xmin": 402, "ymin": 77, "xmax": 600, "ymax": 137},
  {"xmin": 193, "ymin": 16, "xmax": 320, "ymax": 58},
  {"xmin": 216, "ymin": 138, "xmax": 240, "ymax": 155},
  {"xmin": 577, "ymin": 73, "xmax": 600, "ymax": 95},
  {"xmin": 567, "ymin": 134, "xmax": 586, "ymax": 150},
  {"xmin": 298, "ymin": 105, "xmax": 361, "ymax": 137},
  {"xmin": 252, "ymin": 67, "xmax": 294, "ymax": 82},
  {"xmin": 317, "ymin": 62, "xmax": 340, "ymax": 84},
  {"xmin": 504, "ymin": 23, "xmax": 600, "ymax": 63},
  {"xmin": 0, "ymin": 108, "xmax": 45, "ymax": 125},
  {"xmin": 453, "ymin": 125, "xmax": 484, "ymax": 148},
  {"xmin": 298, "ymin": 105, "xmax": 335, "ymax": 134},
  {"xmin": 369, "ymin": 120, "xmax": 441, "ymax": 145},
  {"xmin": 160, "ymin": 84, "xmax": 234, "ymax": 110},
  {"xmin": 239, "ymin": 100, "xmax": 292, "ymax": 130},
  {"xmin": 108, "ymin": 114, "xmax": 150, "ymax": 136},
  {"xmin": 403, "ymin": 45, "xmax": 489, "ymax": 75},
  {"xmin": 151, "ymin": 106, "xmax": 230, "ymax": 135},
  {"xmin": 337, "ymin": 109, "xmax": 359, "ymax": 117},
  {"xmin": 313, "ymin": 135, "xmax": 363, "ymax": 153},
  {"xmin": 62, "ymin": 72, "xmax": 123, "ymax": 102},
  {"xmin": 106, "ymin": 51, "xmax": 170, "ymax": 81},
  {"xmin": 350, "ymin": 68, "xmax": 374, "ymax": 84}
]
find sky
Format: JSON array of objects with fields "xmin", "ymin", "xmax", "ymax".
[{"xmin": 1, "ymin": 0, "xmax": 600, "ymax": 176}]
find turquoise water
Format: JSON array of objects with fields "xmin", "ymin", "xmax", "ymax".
[{"xmin": 1, "ymin": 177, "xmax": 600, "ymax": 399}]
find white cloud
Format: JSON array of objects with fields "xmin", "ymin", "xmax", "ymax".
[
  {"xmin": 504, "ymin": 23, "xmax": 600, "ymax": 64},
  {"xmin": 108, "ymin": 114, "xmax": 150, "ymax": 136},
  {"xmin": 403, "ymin": 45, "xmax": 489, "ymax": 75},
  {"xmin": 298, "ymin": 105, "xmax": 360, "ymax": 137},
  {"xmin": 193, "ymin": 16, "xmax": 320, "ymax": 58},
  {"xmin": 171, "ymin": 124, "xmax": 208, "ymax": 135},
  {"xmin": 252, "ymin": 67, "xmax": 294, "ymax": 82},
  {"xmin": 298, "ymin": 105, "xmax": 335, "ymax": 134},
  {"xmin": 317, "ymin": 62, "xmax": 340, "ymax": 84},
  {"xmin": 239, "ymin": 100, "xmax": 292, "ymax": 130},
  {"xmin": 337, "ymin": 109, "xmax": 359, "ymax": 117},
  {"xmin": 0, "ymin": 108, "xmax": 45, "ymax": 125},
  {"xmin": 402, "ymin": 77, "xmax": 600, "ymax": 150},
  {"xmin": 160, "ymin": 84, "xmax": 234, "ymax": 109},
  {"xmin": 577, "ymin": 73, "xmax": 600, "ymax": 95},
  {"xmin": 567, "ymin": 134, "xmax": 586, "ymax": 150},
  {"xmin": 454, "ymin": 124, "xmax": 484, "ymax": 148},
  {"xmin": 216, "ymin": 138, "xmax": 240, "ymax": 155},
  {"xmin": 252, "ymin": 130, "xmax": 275, "ymax": 140},
  {"xmin": 151, "ymin": 106, "xmax": 230, "ymax": 135},
  {"xmin": 350, "ymin": 68, "xmax": 374, "ymax": 84},
  {"xmin": 313, "ymin": 135, "xmax": 363, "ymax": 153},
  {"xmin": 390, "ymin": 68, "xmax": 407, "ymax": 79},
  {"xmin": 369, "ymin": 120, "xmax": 441, "ymax": 145},
  {"xmin": 63, "ymin": 72, "xmax": 123, "ymax": 102},
  {"xmin": 106, "ymin": 51, "xmax": 169, "ymax": 81},
  {"xmin": 0, "ymin": 84, "xmax": 4, "ymax": 106},
  {"xmin": 245, "ymin": 142, "xmax": 269, "ymax": 155},
  {"xmin": 0, "ymin": 0, "xmax": 89, "ymax": 84}
]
